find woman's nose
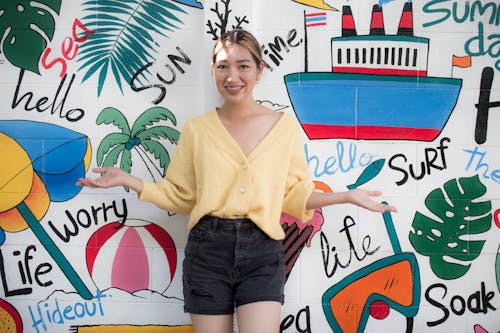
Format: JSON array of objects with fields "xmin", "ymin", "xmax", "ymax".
[{"xmin": 225, "ymin": 67, "xmax": 237, "ymax": 81}]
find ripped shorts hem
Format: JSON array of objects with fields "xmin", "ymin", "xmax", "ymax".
[
  {"xmin": 184, "ymin": 296, "xmax": 284, "ymax": 315},
  {"xmin": 184, "ymin": 305, "xmax": 234, "ymax": 315},
  {"xmin": 236, "ymin": 295, "xmax": 284, "ymax": 308}
]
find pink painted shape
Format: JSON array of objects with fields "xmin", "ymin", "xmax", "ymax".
[
  {"xmin": 111, "ymin": 227, "xmax": 149, "ymax": 292},
  {"xmin": 280, "ymin": 208, "xmax": 324, "ymax": 247},
  {"xmin": 474, "ymin": 324, "xmax": 489, "ymax": 333},
  {"xmin": 86, "ymin": 222, "xmax": 121, "ymax": 276}
]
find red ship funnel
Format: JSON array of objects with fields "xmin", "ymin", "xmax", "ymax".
[
  {"xmin": 397, "ymin": 2, "xmax": 414, "ymax": 36},
  {"xmin": 370, "ymin": 4, "xmax": 385, "ymax": 35},
  {"xmin": 342, "ymin": 6, "xmax": 357, "ymax": 37}
]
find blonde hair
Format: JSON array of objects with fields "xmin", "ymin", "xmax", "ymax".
[{"xmin": 212, "ymin": 29, "xmax": 263, "ymax": 66}]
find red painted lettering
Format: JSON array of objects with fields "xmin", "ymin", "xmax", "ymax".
[
  {"xmin": 62, "ymin": 37, "xmax": 78, "ymax": 61},
  {"xmin": 72, "ymin": 18, "xmax": 94, "ymax": 43},
  {"xmin": 41, "ymin": 18, "xmax": 94, "ymax": 77}
]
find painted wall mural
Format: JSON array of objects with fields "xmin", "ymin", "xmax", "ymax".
[{"xmin": 0, "ymin": 0, "xmax": 498, "ymax": 332}]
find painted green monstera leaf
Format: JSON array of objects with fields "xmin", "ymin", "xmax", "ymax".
[
  {"xmin": 409, "ymin": 175, "xmax": 492, "ymax": 280},
  {"xmin": 0, "ymin": 0, "xmax": 61, "ymax": 73}
]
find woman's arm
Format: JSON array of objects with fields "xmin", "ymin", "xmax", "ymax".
[{"xmin": 306, "ymin": 189, "xmax": 397, "ymax": 213}]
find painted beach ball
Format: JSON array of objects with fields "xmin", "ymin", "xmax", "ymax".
[{"xmin": 86, "ymin": 219, "xmax": 177, "ymax": 294}]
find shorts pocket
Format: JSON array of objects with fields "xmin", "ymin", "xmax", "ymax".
[{"xmin": 188, "ymin": 219, "xmax": 212, "ymax": 241}]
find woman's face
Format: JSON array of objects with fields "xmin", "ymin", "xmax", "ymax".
[{"xmin": 212, "ymin": 43, "xmax": 263, "ymax": 105}]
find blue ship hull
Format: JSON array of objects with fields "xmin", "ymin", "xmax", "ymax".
[{"xmin": 284, "ymin": 72, "xmax": 462, "ymax": 141}]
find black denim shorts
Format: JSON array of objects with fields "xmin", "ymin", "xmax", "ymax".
[{"xmin": 183, "ymin": 215, "xmax": 285, "ymax": 315}]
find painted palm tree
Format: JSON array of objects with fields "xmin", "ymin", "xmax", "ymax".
[{"xmin": 96, "ymin": 106, "xmax": 179, "ymax": 190}]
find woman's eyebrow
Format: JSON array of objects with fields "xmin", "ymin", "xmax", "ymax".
[
  {"xmin": 215, "ymin": 58, "xmax": 252, "ymax": 64},
  {"xmin": 235, "ymin": 59, "xmax": 253, "ymax": 63}
]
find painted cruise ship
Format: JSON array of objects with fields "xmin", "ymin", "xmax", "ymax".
[{"xmin": 284, "ymin": 2, "xmax": 462, "ymax": 141}]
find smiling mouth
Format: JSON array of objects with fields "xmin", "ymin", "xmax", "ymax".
[{"xmin": 225, "ymin": 85, "xmax": 244, "ymax": 93}]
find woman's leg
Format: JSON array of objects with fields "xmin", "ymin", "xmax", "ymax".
[
  {"xmin": 236, "ymin": 301, "xmax": 282, "ymax": 333},
  {"xmin": 190, "ymin": 313, "xmax": 233, "ymax": 333}
]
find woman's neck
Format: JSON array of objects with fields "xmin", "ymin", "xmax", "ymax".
[{"xmin": 218, "ymin": 100, "xmax": 260, "ymax": 119}]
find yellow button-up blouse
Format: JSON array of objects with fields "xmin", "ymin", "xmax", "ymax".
[{"xmin": 138, "ymin": 108, "xmax": 314, "ymax": 240}]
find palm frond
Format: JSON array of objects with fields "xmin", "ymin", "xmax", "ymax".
[
  {"xmin": 78, "ymin": 0, "xmax": 187, "ymax": 96},
  {"xmin": 120, "ymin": 149, "xmax": 133, "ymax": 174},
  {"xmin": 102, "ymin": 145, "xmax": 126, "ymax": 167},
  {"xmin": 96, "ymin": 107, "xmax": 131, "ymax": 135},
  {"xmin": 141, "ymin": 140, "xmax": 171, "ymax": 173},
  {"xmin": 136, "ymin": 126, "xmax": 180, "ymax": 143},
  {"xmin": 96, "ymin": 133, "xmax": 130, "ymax": 165},
  {"xmin": 131, "ymin": 106, "xmax": 177, "ymax": 136}
]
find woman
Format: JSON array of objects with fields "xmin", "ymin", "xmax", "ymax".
[{"xmin": 77, "ymin": 29, "xmax": 396, "ymax": 333}]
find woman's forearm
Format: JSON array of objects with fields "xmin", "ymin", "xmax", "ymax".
[
  {"xmin": 306, "ymin": 191, "xmax": 350, "ymax": 210},
  {"xmin": 123, "ymin": 174, "xmax": 144, "ymax": 194},
  {"xmin": 306, "ymin": 189, "xmax": 397, "ymax": 213}
]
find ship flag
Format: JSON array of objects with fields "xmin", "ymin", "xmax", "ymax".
[
  {"xmin": 305, "ymin": 12, "xmax": 327, "ymax": 27},
  {"xmin": 303, "ymin": 11, "xmax": 327, "ymax": 71},
  {"xmin": 452, "ymin": 55, "xmax": 472, "ymax": 68}
]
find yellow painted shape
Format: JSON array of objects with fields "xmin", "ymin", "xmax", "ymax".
[
  {"xmin": 83, "ymin": 138, "xmax": 92, "ymax": 171},
  {"xmin": 0, "ymin": 133, "xmax": 33, "ymax": 212},
  {"xmin": 75, "ymin": 325, "xmax": 194, "ymax": 333},
  {"xmin": 292, "ymin": 0, "xmax": 337, "ymax": 11},
  {"xmin": 0, "ymin": 306, "xmax": 17, "ymax": 333},
  {"xmin": 0, "ymin": 172, "xmax": 49, "ymax": 232},
  {"xmin": 329, "ymin": 260, "xmax": 414, "ymax": 333}
]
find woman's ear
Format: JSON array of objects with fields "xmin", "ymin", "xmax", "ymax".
[{"xmin": 257, "ymin": 61, "xmax": 265, "ymax": 80}]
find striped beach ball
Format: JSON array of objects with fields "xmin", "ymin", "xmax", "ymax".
[{"xmin": 86, "ymin": 219, "xmax": 176, "ymax": 294}]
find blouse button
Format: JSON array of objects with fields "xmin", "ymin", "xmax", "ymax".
[
  {"xmin": 233, "ymin": 211, "xmax": 241, "ymax": 216},
  {"xmin": 239, "ymin": 186, "xmax": 246, "ymax": 193},
  {"xmin": 241, "ymin": 163, "xmax": 248, "ymax": 169}
]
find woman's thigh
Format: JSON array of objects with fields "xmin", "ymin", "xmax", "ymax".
[
  {"xmin": 190, "ymin": 313, "xmax": 233, "ymax": 333},
  {"xmin": 236, "ymin": 301, "xmax": 281, "ymax": 333}
]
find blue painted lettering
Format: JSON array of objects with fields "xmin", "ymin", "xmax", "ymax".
[
  {"xmin": 304, "ymin": 142, "xmax": 374, "ymax": 178},
  {"xmin": 28, "ymin": 290, "xmax": 107, "ymax": 333},
  {"xmin": 463, "ymin": 146, "xmax": 500, "ymax": 184}
]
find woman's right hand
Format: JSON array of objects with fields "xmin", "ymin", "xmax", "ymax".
[{"xmin": 76, "ymin": 167, "xmax": 143, "ymax": 193}]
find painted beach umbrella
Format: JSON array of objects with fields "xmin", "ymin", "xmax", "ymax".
[
  {"xmin": 0, "ymin": 120, "xmax": 91, "ymax": 202},
  {"xmin": 0, "ymin": 120, "xmax": 91, "ymax": 231},
  {"xmin": 86, "ymin": 219, "xmax": 177, "ymax": 294},
  {"xmin": 0, "ymin": 132, "xmax": 49, "ymax": 234},
  {"xmin": 0, "ymin": 120, "xmax": 93, "ymax": 299}
]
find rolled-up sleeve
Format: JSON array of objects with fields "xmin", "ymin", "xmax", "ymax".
[
  {"xmin": 282, "ymin": 129, "xmax": 315, "ymax": 222},
  {"xmin": 138, "ymin": 121, "xmax": 196, "ymax": 214}
]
